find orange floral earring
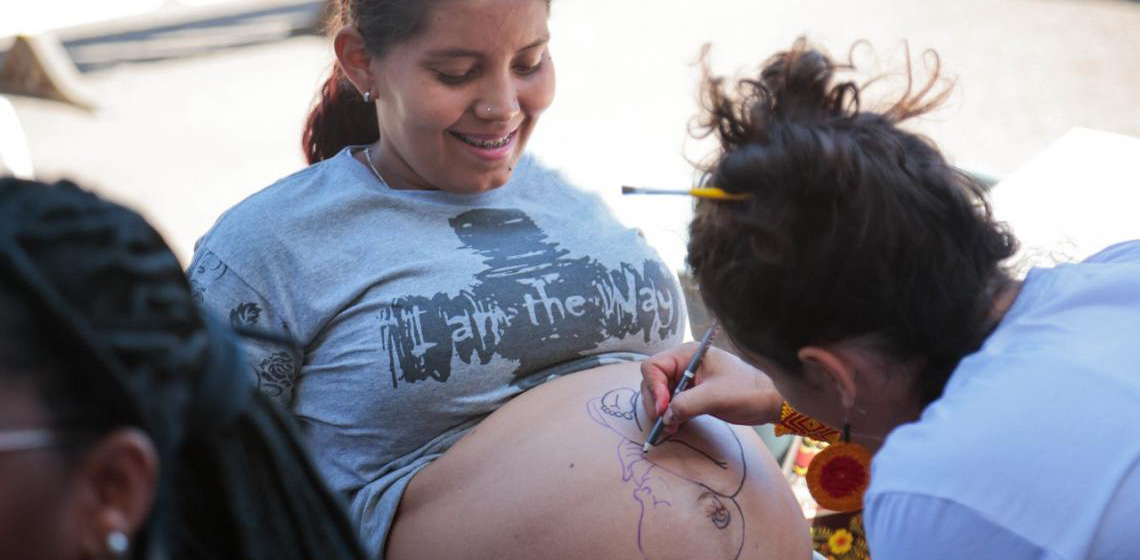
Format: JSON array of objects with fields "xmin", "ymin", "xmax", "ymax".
[{"xmin": 806, "ymin": 422, "xmax": 872, "ymax": 513}]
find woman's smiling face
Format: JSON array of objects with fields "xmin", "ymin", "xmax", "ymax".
[{"xmin": 368, "ymin": 0, "xmax": 555, "ymax": 193}]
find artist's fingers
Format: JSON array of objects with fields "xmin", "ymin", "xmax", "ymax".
[
  {"xmin": 641, "ymin": 372, "xmax": 670, "ymax": 420},
  {"xmin": 661, "ymin": 381, "xmax": 721, "ymax": 434},
  {"xmin": 639, "ymin": 377, "xmax": 662, "ymax": 421},
  {"xmin": 662, "ymin": 351, "xmax": 784, "ymax": 430},
  {"xmin": 640, "ymin": 343, "xmax": 700, "ymax": 418}
]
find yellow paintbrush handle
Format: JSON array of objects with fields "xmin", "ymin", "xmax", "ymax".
[{"xmin": 688, "ymin": 187, "xmax": 752, "ymax": 201}]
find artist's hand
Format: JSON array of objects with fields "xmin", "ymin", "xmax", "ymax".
[{"xmin": 640, "ymin": 345, "xmax": 784, "ymax": 435}]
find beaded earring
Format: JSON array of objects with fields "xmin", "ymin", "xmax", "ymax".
[{"xmin": 805, "ymin": 422, "xmax": 872, "ymax": 513}]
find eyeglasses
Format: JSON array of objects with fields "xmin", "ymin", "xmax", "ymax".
[{"xmin": 0, "ymin": 429, "xmax": 62, "ymax": 453}]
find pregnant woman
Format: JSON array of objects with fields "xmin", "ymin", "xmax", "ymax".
[{"xmin": 190, "ymin": 0, "xmax": 809, "ymax": 558}]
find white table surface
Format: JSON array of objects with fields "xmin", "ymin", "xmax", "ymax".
[{"xmin": 989, "ymin": 127, "xmax": 1140, "ymax": 277}]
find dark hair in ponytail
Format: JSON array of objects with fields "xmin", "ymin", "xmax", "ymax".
[
  {"xmin": 302, "ymin": 0, "xmax": 437, "ymax": 163},
  {"xmin": 303, "ymin": 66, "xmax": 381, "ymax": 165},
  {"xmin": 687, "ymin": 38, "xmax": 1018, "ymax": 405},
  {"xmin": 0, "ymin": 177, "xmax": 368, "ymax": 560}
]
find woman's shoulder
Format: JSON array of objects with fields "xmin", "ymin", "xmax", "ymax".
[
  {"xmin": 510, "ymin": 153, "xmax": 607, "ymax": 208},
  {"xmin": 195, "ymin": 150, "xmax": 367, "ymax": 261},
  {"xmin": 1083, "ymin": 239, "xmax": 1140, "ymax": 265},
  {"xmin": 211, "ymin": 153, "xmax": 357, "ymax": 230}
]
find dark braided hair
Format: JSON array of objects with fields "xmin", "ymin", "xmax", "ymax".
[
  {"xmin": 687, "ymin": 39, "xmax": 1018, "ymax": 405},
  {"xmin": 0, "ymin": 177, "xmax": 367, "ymax": 560}
]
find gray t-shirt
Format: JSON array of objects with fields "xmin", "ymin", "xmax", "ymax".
[{"xmin": 188, "ymin": 147, "xmax": 686, "ymax": 556}]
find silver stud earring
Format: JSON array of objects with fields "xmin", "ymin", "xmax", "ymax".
[
  {"xmin": 362, "ymin": 91, "xmax": 372, "ymax": 103},
  {"xmin": 106, "ymin": 531, "xmax": 129, "ymax": 557}
]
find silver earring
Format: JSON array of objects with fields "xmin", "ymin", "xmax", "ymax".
[
  {"xmin": 106, "ymin": 531, "xmax": 129, "ymax": 557},
  {"xmin": 362, "ymin": 91, "xmax": 372, "ymax": 103},
  {"xmin": 484, "ymin": 105, "xmax": 495, "ymax": 116}
]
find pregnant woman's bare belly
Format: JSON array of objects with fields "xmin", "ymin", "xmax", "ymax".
[{"xmin": 386, "ymin": 361, "xmax": 810, "ymax": 560}]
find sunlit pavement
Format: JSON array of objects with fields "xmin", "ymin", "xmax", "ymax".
[{"xmin": 8, "ymin": 0, "xmax": 1140, "ymax": 270}]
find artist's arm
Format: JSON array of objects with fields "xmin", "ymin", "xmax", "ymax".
[
  {"xmin": 865, "ymin": 492, "xmax": 1061, "ymax": 560},
  {"xmin": 640, "ymin": 345, "xmax": 784, "ymax": 435}
]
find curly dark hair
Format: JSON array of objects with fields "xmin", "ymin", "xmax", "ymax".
[
  {"xmin": 0, "ymin": 177, "xmax": 366, "ymax": 560},
  {"xmin": 687, "ymin": 38, "xmax": 1018, "ymax": 405}
]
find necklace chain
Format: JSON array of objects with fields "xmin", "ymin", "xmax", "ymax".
[{"xmin": 364, "ymin": 146, "xmax": 389, "ymax": 187}]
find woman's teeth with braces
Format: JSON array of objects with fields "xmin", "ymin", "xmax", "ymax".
[{"xmin": 455, "ymin": 132, "xmax": 513, "ymax": 149}]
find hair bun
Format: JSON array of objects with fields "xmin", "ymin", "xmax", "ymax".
[
  {"xmin": 760, "ymin": 40, "xmax": 846, "ymax": 124},
  {"xmin": 688, "ymin": 38, "xmax": 1016, "ymax": 406}
]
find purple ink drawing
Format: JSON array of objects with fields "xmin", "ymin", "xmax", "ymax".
[{"xmin": 588, "ymin": 387, "xmax": 747, "ymax": 560}]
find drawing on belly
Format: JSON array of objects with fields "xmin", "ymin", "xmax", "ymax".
[
  {"xmin": 588, "ymin": 387, "xmax": 747, "ymax": 560},
  {"xmin": 377, "ymin": 208, "xmax": 682, "ymax": 388}
]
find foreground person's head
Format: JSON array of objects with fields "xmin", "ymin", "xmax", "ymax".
[
  {"xmin": 0, "ymin": 177, "xmax": 366, "ymax": 560},
  {"xmin": 687, "ymin": 39, "xmax": 1017, "ymax": 443},
  {"xmin": 304, "ymin": 0, "xmax": 556, "ymax": 193}
]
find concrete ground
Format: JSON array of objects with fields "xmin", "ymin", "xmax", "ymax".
[{"xmin": 9, "ymin": 0, "xmax": 1140, "ymax": 269}]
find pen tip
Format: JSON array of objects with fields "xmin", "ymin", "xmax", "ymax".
[
  {"xmin": 621, "ymin": 185, "xmax": 635, "ymax": 194},
  {"xmin": 642, "ymin": 442, "xmax": 652, "ymax": 454}
]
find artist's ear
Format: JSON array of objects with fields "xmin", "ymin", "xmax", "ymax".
[
  {"xmin": 73, "ymin": 428, "xmax": 158, "ymax": 556},
  {"xmin": 797, "ymin": 346, "xmax": 857, "ymax": 409},
  {"xmin": 334, "ymin": 25, "xmax": 377, "ymax": 97}
]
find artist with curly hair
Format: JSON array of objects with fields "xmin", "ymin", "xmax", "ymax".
[{"xmin": 641, "ymin": 38, "xmax": 1140, "ymax": 560}]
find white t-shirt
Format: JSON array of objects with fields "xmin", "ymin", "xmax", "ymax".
[{"xmin": 866, "ymin": 240, "xmax": 1140, "ymax": 560}]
